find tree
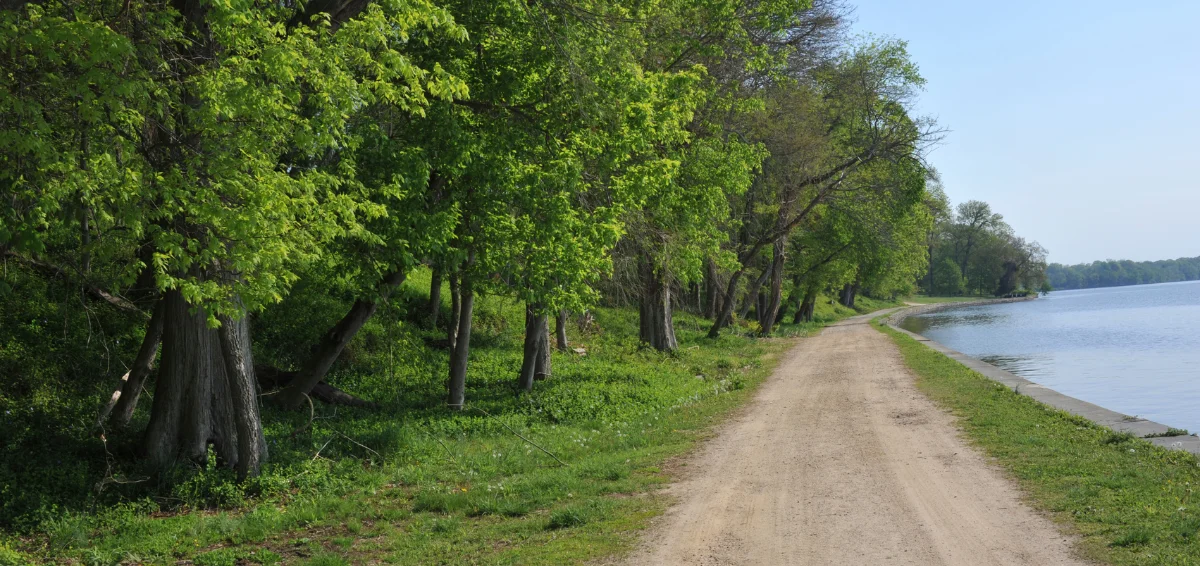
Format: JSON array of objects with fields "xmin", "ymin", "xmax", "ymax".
[
  {"xmin": 709, "ymin": 39, "xmax": 940, "ymax": 337},
  {"xmin": 0, "ymin": 0, "xmax": 467, "ymax": 476}
]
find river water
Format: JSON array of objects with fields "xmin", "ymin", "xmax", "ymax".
[{"xmin": 900, "ymin": 280, "xmax": 1200, "ymax": 433}]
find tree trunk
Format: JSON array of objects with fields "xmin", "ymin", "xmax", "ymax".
[
  {"xmin": 275, "ymin": 269, "xmax": 406, "ymax": 410},
  {"xmin": 839, "ymin": 281, "xmax": 859, "ymax": 309},
  {"xmin": 794, "ymin": 288, "xmax": 817, "ymax": 323},
  {"xmin": 995, "ymin": 261, "xmax": 1019, "ymax": 296},
  {"xmin": 739, "ymin": 267, "xmax": 771, "ymax": 321},
  {"xmin": 707, "ymin": 268, "xmax": 745, "ymax": 338},
  {"xmin": 216, "ymin": 309, "xmax": 266, "ymax": 480},
  {"xmin": 926, "ymin": 242, "xmax": 935, "ymax": 294},
  {"xmin": 554, "ymin": 309, "xmax": 569, "ymax": 351},
  {"xmin": 638, "ymin": 258, "xmax": 678, "ymax": 351},
  {"xmin": 448, "ymin": 269, "xmax": 461, "ymax": 351},
  {"xmin": 759, "ymin": 238, "xmax": 787, "ymax": 335},
  {"xmin": 100, "ymin": 298, "xmax": 166, "ymax": 431},
  {"xmin": 428, "ymin": 266, "xmax": 442, "ymax": 328},
  {"xmin": 144, "ymin": 290, "xmax": 260, "ymax": 472},
  {"xmin": 535, "ymin": 318, "xmax": 551, "ymax": 381},
  {"xmin": 703, "ymin": 259, "xmax": 719, "ymax": 319},
  {"xmin": 447, "ymin": 253, "xmax": 475, "ymax": 410},
  {"xmin": 517, "ymin": 306, "xmax": 552, "ymax": 391},
  {"xmin": 518, "ymin": 306, "xmax": 541, "ymax": 392}
]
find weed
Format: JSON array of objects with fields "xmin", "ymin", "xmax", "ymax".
[
  {"xmin": 547, "ymin": 505, "xmax": 593, "ymax": 530},
  {"xmin": 1103, "ymin": 431, "xmax": 1137, "ymax": 445},
  {"xmin": 248, "ymin": 549, "xmax": 282, "ymax": 565},
  {"xmin": 193, "ymin": 548, "xmax": 241, "ymax": 566},
  {"xmin": 1111, "ymin": 527, "xmax": 1153, "ymax": 547},
  {"xmin": 1145, "ymin": 428, "xmax": 1190, "ymax": 438},
  {"xmin": 301, "ymin": 552, "xmax": 350, "ymax": 566}
]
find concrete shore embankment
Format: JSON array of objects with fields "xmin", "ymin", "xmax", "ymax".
[{"xmin": 889, "ymin": 298, "xmax": 1200, "ymax": 455}]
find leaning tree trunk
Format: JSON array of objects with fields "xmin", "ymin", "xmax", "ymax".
[
  {"xmin": 274, "ymin": 269, "xmax": 406, "ymax": 410},
  {"xmin": 143, "ymin": 289, "xmax": 265, "ymax": 473},
  {"xmin": 98, "ymin": 298, "xmax": 165, "ymax": 431},
  {"xmin": 447, "ymin": 253, "xmax": 475, "ymax": 410},
  {"xmin": 638, "ymin": 258, "xmax": 678, "ymax": 351},
  {"xmin": 555, "ymin": 309, "xmax": 569, "ymax": 351}
]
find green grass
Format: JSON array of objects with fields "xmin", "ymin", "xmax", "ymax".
[
  {"xmin": 877, "ymin": 321, "xmax": 1200, "ymax": 565},
  {"xmin": 0, "ymin": 268, "xmax": 896, "ymax": 565}
]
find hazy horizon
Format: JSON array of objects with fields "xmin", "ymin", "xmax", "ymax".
[{"xmin": 850, "ymin": 1, "xmax": 1200, "ymax": 265}]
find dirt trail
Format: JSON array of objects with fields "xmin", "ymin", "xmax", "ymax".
[{"xmin": 624, "ymin": 312, "xmax": 1088, "ymax": 566}]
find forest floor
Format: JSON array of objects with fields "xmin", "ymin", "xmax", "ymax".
[{"xmin": 622, "ymin": 311, "xmax": 1089, "ymax": 566}]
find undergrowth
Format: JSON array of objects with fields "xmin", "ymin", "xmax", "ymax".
[{"xmin": 0, "ymin": 265, "xmax": 894, "ymax": 564}]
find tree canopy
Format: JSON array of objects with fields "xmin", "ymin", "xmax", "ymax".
[{"xmin": 0, "ymin": 0, "xmax": 1009, "ymax": 492}]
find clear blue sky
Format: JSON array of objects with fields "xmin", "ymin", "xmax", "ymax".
[{"xmin": 849, "ymin": 1, "xmax": 1200, "ymax": 265}]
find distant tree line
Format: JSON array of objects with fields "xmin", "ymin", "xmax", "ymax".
[
  {"xmin": 918, "ymin": 193, "xmax": 1048, "ymax": 297},
  {"xmin": 1046, "ymin": 257, "xmax": 1200, "ymax": 290}
]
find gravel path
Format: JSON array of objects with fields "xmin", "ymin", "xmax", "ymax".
[{"xmin": 624, "ymin": 311, "xmax": 1089, "ymax": 565}]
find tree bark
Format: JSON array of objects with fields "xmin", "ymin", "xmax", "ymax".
[
  {"xmin": 535, "ymin": 314, "xmax": 551, "ymax": 381},
  {"xmin": 428, "ymin": 266, "xmax": 442, "ymax": 328},
  {"xmin": 638, "ymin": 258, "xmax": 678, "ymax": 351},
  {"xmin": 447, "ymin": 252, "xmax": 475, "ymax": 410},
  {"xmin": 517, "ymin": 305, "xmax": 550, "ymax": 391},
  {"xmin": 739, "ymin": 267, "xmax": 771, "ymax": 321},
  {"xmin": 707, "ymin": 268, "xmax": 745, "ymax": 338},
  {"xmin": 217, "ymin": 310, "xmax": 267, "ymax": 480},
  {"xmin": 926, "ymin": 242, "xmax": 935, "ymax": 294},
  {"xmin": 448, "ymin": 269, "xmax": 461, "ymax": 351},
  {"xmin": 554, "ymin": 309, "xmax": 569, "ymax": 351},
  {"xmin": 839, "ymin": 281, "xmax": 859, "ymax": 309},
  {"xmin": 144, "ymin": 289, "xmax": 252, "ymax": 471},
  {"xmin": 100, "ymin": 298, "xmax": 166, "ymax": 431},
  {"xmin": 759, "ymin": 237, "xmax": 787, "ymax": 336},
  {"xmin": 275, "ymin": 269, "xmax": 406, "ymax": 410},
  {"xmin": 794, "ymin": 288, "xmax": 817, "ymax": 323},
  {"xmin": 703, "ymin": 259, "xmax": 719, "ymax": 319}
]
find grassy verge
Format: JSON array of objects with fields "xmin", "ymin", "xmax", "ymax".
[
  {"xmin": 0, "ymin": 275, "xmax": 893, "ymax": 566},
  {"xmin": 876, "ymin": 322, "xmax": 1200, "ymax": 565}
]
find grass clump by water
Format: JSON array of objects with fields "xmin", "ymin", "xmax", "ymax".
[
  {"xmin": 1146, "ymin": 428, "xmax": 1191, "ymax": 439},
  {"xmin": 0, "ymin": 265, "xmax": 896, "ymax": 565},
  {"xmin": 878, "ymin": 321, "xmax": 1200, "ymax": 565}
]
